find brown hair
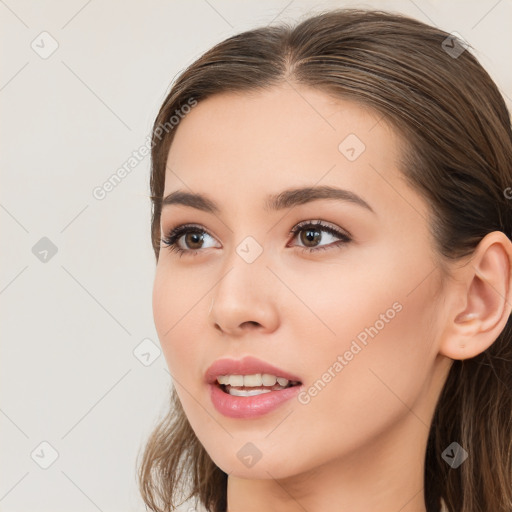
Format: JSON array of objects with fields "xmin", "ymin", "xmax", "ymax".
[{"xmin": 137, "ymin": 8, "xmax": 512, "ymax": 512}]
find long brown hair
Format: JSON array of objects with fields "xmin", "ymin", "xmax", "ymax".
[{"xmin": 137, "ymin": 9, "xmax": 512, "ymax": 512}]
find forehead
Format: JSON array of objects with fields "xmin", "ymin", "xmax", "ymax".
[
  {"xmin": 162, "ymin": 85, "xmax": 421, "ymax": 222},
  {"xmin": 167, "ymin": 85, "xmax": 390, "ymax": 161}
]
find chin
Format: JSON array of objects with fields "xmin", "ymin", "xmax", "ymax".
[{"xmin": 209, "ymin": 449, "xmax": 304, "ymax": 480}]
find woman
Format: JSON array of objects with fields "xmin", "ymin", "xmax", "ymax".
[{"xmin": 137, "ymin": 8, "xmax": 512, "ymax": 512}]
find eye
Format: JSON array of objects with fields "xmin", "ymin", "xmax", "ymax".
[
  {"xmin": 287, "ymin": 220, "xmax": 352, "ymax": 253},
  {"xmin": 160, "ymin": 224, "xmax": 218, "ymax": 257},
  {"xmin": 160, "ymin": 220, "xmax": 352, "ymax": 257}
]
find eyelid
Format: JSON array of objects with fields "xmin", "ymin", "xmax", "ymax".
[
  {"xmin": 161, "ymin": 219, "xmax": 352, "ymax": 256},
  {"xmin": 161, "ymin": 223, "xmax": 219, "ymax": 247},
  {"xmin": 161, "ymin": 220, "xmax": 350, "ymax": 240},
  {"xmin": 289, "ymin": 219, "xmax": 352, "ymax": 239}
]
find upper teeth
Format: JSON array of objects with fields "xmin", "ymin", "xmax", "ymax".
[{"xmin": 217, "ymin": 374, "xmax": 293, "ymax": 387}]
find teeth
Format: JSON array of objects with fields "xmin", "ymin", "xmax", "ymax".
[
  {"xmin": 243, "ymin": 374, "xmax": 262, "ymax": 386},
  {"xmin": 228, "ymin": 388, "xmax": 273, "ymax": 397},
  {"xmin": 229, "ymin": 375, "xmax": 244, "ymax": 386},
  {"xmin": 262, "ymin": 374, "xmax": 277, "ymax": 386},
  {"xmin": 216, "ymin": 374, "xmax": 293, "ymax": 387},
  {"xmin": 217, "ymin": 375, "xmax": 230, "ymax": 385}
]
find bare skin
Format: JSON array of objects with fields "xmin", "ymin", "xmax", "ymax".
[{"xmin": 152, "ymin": 82, "xmax": 512, "ymax": 512}]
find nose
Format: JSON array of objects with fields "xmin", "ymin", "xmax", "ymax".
[{"xmin": 209, "ymin": 255, "xmax": 280, "ymax": 336}]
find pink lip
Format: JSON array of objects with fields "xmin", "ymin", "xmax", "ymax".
[
  {"xmin": 205, "ymin": 356, "xmax": 303, "ymax": 419},
  {"xmin": 204, "ymin": 355, "xmax": 302, "ymax": 384},
  {"xmin": 208, "ymin": 382, "xmax": 302, "ymax": 418}
]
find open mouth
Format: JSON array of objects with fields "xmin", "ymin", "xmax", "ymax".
[{"xmin": 216, "ymin": 380, "xmax": 302, "ymax": 397}]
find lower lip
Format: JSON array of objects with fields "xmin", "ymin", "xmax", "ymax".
[{"xmin": 209, "ymin": 383, "xmax": 302, "ymax": 419}]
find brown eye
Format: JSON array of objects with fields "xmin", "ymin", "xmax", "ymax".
[
  {"xmin": 161, "ymin": 224, "xmax": 218, "ymax": 257},
  {"xmin": 289, "ymin": 220, "xmax": 352, "ymax": 253},
  {"xmin": 299, "ymin": 227, "xmax": 322, "ymax": 247},
  {"xmin": 184, "ymin": 232, "xmax": 205, "ymax": 250}
]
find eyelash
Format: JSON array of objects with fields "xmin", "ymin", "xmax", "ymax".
[{"xmin": 160, "ymin": 220, "xmax": 352, "ymax": 258}]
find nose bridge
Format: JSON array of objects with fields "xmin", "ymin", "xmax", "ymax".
[
  {"xmin": 211, "ymin": 233, "xmax": 279, "ymax": 332},
  {"xmin": 216, "ymin": 235, "xmax": 268, "ymax": 303}
]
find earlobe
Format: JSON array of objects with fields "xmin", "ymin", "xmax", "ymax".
[{"xmin": 439, "ymin": 231, "xmax": 512, "ymax": 361}]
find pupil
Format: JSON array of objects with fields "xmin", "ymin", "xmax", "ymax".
[
  {"xmin": 187, "ymin": 232, "xmax": 203, "ymax": 248},
  {"xmin": 302, "ymin": 229, "xmax": 320, "ymax": 246}
]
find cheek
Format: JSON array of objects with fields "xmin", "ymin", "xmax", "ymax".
[
  {"xmin": 152, "ymin": 265, "xmax": 203, "ymax": 377},
  {"xmin": 152, "ymin": 268, "xmax": 222, "ymax": 452},
  {"xmin": 295, "ymin": 270, "xmax": 439, "ymax": 452}
]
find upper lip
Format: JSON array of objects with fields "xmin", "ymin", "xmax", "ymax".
[{"xmin": 205, "ymin": 355, "xmax": 302, "ymax": 385}]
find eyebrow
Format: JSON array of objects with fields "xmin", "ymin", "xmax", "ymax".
[{"xmin": 160, "ymin": 185, "xmax": 376, "ymax": 215}]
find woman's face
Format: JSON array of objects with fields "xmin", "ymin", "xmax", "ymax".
[{"xmin": 153, "ymin": 84, "xmax": 453, "ymax": 482}]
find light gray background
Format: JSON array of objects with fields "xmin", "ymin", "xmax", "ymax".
[{"xmin": 1, "ymin": 1, "xmax": 511, "ymax": 511}]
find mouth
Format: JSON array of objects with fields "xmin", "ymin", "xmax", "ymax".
[
  {"xmin": 205, "ymin": 355, "xmax": 304, "ymax": 397},
  {"xmin": 214, "ymin": 375, "xmax": 302, "ymax": 397},
  {"xmin": 207, "ymin": 364, "xmax": 304, "ymax": 418}
]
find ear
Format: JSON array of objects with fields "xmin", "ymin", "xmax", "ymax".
[{"xmin": 439, "ymin": 231, "xmax": 512, "ymax": 361}]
